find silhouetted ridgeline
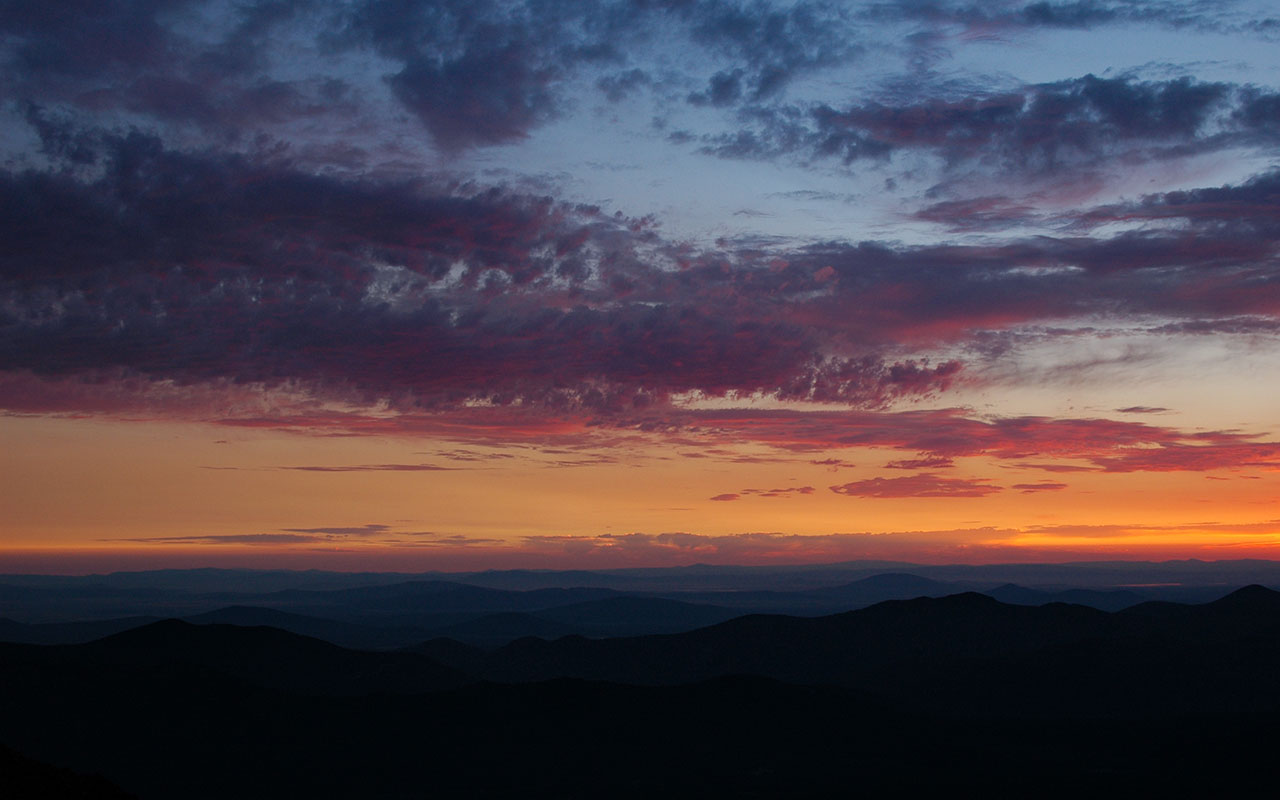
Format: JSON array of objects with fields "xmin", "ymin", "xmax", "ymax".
[{"xmin": 3, "ymin": 584, "xmax": 1280, "ymax": 796}]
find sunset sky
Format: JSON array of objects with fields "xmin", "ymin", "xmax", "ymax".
[{"xmin": 3, "ymin": 0, "xmax": 1280, "ymax": 572}]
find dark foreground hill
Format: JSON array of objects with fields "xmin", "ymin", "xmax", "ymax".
[
  {"xmin": 0, "ymin": 742, "xmax": 136, "ymax": 799},
  {"xmin": 5, "ymin": 589, "xmax": 1280, "ymax": 797}
]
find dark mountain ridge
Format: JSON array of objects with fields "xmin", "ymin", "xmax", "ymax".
[
  {"xmin": 415, "ymin": 586, "xmax": 1280, "ymax": 717},
  {"xmin": 5, "ymin": 587, "xmax": 1280, "ymax": 796},
  {"xmin": 5, "ymin": 618, "xmax": 468, "ymax": 696}
]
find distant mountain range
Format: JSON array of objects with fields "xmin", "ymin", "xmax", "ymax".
[
  {"xmin": 4, "ymin": 564, "xmax": 1278, "ymax": 647},
  {"xmin": 6, "ymin": 558, "xmax": 1280, "ymax": 596}
]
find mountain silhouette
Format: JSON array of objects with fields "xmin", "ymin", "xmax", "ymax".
[
  {"xmin": 69, "ymin": 619, "xmax": 468, "ymax": 695},
  {"xmin": 0, "ymin": 742, "xmax": 136, "ymax": 799},
  {"xmin": 450, "ymin": 592, "xmax": 1109, "ymax": 686},
  {"xmin": 183, "ymin": 605, "xmax": 428, "ymax": 650},
  {"xmin": 534, "ymin": 595, "xmax": 740, "ymax": 633},
  {"xmin": 809, "ymin": 572, "xmax": 960, "ymax": 602},
  {"xmin": 8, "ymin": 565, "xmax": 1271, "ymax": 633},
  {"xmin": 984, "ymin": 582, "xmax": 1146, "ymax": 611},
  {"xmin": 410, "ymin": 587, "xmax": 1280, "ymax": 719},
  {"xmin": 423, "ymin": 612, "xmax": 578, "ymax": 646},
  {"xmin": 0, "ymin": 615, "xmax": 162, "ymax": 645},
  {"xmin": 5, "ymin": 588, "xmax": 1280, "ymax": 796}
]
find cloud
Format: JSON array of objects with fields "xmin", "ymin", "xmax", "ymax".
[
  {"xmin": 109, "ymin": 523, "xmax": 456, "ymax": 546},
  {"xmin": 384, "ymin": 534, "xmax": 506, "ymax": 548},
  {"xmin": 6, "ymin": 118, "xmax": 1280, "ymax": 429},
  {"xmin": 811, "ymin": 457, "xmax": 856, "ymax": 470},
  {"xmin": 682, "ymin": 0, "xmax": 858, "ymax": 100},
  {"xmin": 1013, "ymin": 462, "xmax": 1098, "ymax": 473},
  {"xmin": 280, "ymin": 524, "xmax": 391, "ymax": 536},
  {"xmin": 430, "ymin": 449, "xmax": 518, "ymax": 462},
  {"xmin": 1091, "ymin": 442, "xmax": 1280, "ymax": 473},
  {"xmin": 733, "ymin": 486, "xmax": 817, "ymax": 498},
  {"xmin": 655, "ymin": 407, "xmax": 1277, "ymax": 476},
  {"xmin": 1079, "ymin": 168, "xmax": 1280, "ymax": 236},
  {"xmin": 0, "ymin": 131, "xmax": 975, "ymax": 414},
  {"xmin": 710, "ymin": 493, "xmax": 740, "ymax": 501},
  {"xmin": 829, "ymin": 473, "xmax": 1002, "ymax": 498},
  {"xmin": 279, "ymin": 464, "xmax": 456, "ymax": 472},
  {"xmin": 106, "ymin": 534, "xmax": 329, "ymax": 546},
  {"xmin": 543, "ymin": 456, "xmax": 619, "ymax": 468},
  {"xmin": 347, "ymin": 0, "xmax": 859, "ymax": 149},
  {"xmin": 385, "ymin": 42, "xmax": 561, "ymax": 151},
  {"xmin": 3, "ymin": 6, "xmax": 361, "ymax": 141},
  {"xmin": 343, "ymin": 0, "xmax": 631, "ymax": 149},
  {"xmin": 700, "ymin": 75, "xmax": 1280, "ymax": 181},
  {"xmin": 1012, "ymin": 482, "xmax": 1069, "ymax": 492},
  {"xmin": 885, "ymin": 456, "xmax": 955, "ymax": 470},
  {"xmin": 864, "ymin": 1, "xmax": 1217, "ymax": 32},
  {"xmin": 158, "ymin": 403, "xmax": 1280, "ymax": 478},
  {"xmin": 141, "ymin": 402, "xmax": 1278, "ymax": 478},
  {"xmin": 0, "ymin": 1, "xmax": 875, "ymax": 153},
  {"xmin": 913, "ymin": 196, "xmax": 1040, "ymax": 232}
]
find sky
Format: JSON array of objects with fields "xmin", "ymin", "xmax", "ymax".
[{"xmin": 3, "ymin": 0, "xmax": 1280, "ymax": 573}]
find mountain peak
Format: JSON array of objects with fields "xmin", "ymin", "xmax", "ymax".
[{"xmin": 1212, "ymin": 584, "xmax": 1280, "ymax": 607}]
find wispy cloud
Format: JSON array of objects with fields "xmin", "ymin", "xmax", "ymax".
[
  {"xmin": 1011, "ymin": 482, "xmax": 1069, "ymax": 493},
  {"xmin": 279, "ymin": 464, "xmax": 456, "ymax": 472},
  {"xmin": 711, "ymin": 486, "xmax": 816, "ymax": 501},
  {"xmin": 829, "ymin": 473, "xmax": 1003, "ymax": 498}
]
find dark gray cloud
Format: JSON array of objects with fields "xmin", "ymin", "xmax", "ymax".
[
  {"xmin": 700, "ymin": 74, "xmax": 1276, "ymax": 177},
  {"xmin": 1, "ymin": 0, "xmax": 352, "ymax": 140},
  {"xmin": 0, "ymin": 1, "xmax": 873, "ymax": 152},
  {"xmin": 1080, "ymin": 168, "xmax": 1280, "ymax": 235},
  {"xmin": 681, "ymin": 0, "xmax": 858, "ymax": 100},
  {"xmin": 342, "ymin": 0, "xmax": 858, "ymax": 148},
  {"xmin": 862, "ymin": 1, "xmax": 1265, "ymax": 34}
]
